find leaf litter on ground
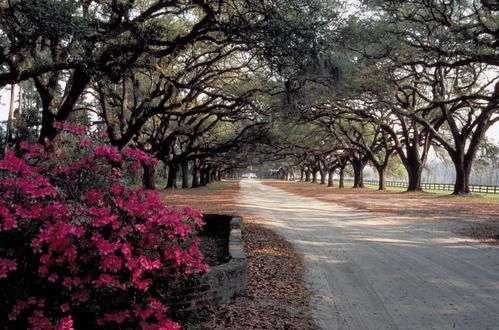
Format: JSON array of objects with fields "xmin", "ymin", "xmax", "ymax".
[{"xmin": 162, "ymin": 181, "xmax": 319, "ymax": 329}]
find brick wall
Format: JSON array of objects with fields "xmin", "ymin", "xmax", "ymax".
[{"xmin": 166, "ymin": 216, "xmax": 247, "ymax": 317}]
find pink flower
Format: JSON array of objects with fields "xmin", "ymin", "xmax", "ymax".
[
  {"xmin": 64, "ymin": 124, "xmax": 76, "ymax": 133},
  {"xmin": 100, "ymin": 255, "xmax": 123, "ymax": 273},
  {"xmin": 0, "ymin": 151, "xmax": 34, "ymax": 175},
  {"xmin": 93, "ymin": 145, "xmax": 121, "ymax": 162},
  {"xmin": 101, "ymin": 310, "xmax": 130, "ymax": 324},
  {"xmin": 139, "ymin": 256, "xmax": 161, "ymax": 270},
  {"xmin": 74, "ymin": 126, "xmax": 86, "ymax": 135},
  {"xmin": 148, "ymin": 298, "xmax": 168, "ymax": 314},
  {"xmin": 183, "ymin": 206, "xmax": 203, "ymax": 220},
  {"xmin": 20, "ymin": 141, "xmax": 29, "ymax": 149},
  {"xmin": 62, "ymin": 277, "xmax": 74, "ymax": 289},
  {"xmin": 55, "ymin": 315, "xmax": 74, "ymax": 330},
  {"xmin": 28, "ymin": 310, "xmax": 53, "ymax": 328},
  {"xmin": 111, "ymin": 167, "xmax": 123, "ymax": 178},
  {"xmin": 38, "ymin": 266, "xmax": 49, "ymax": 275},
  {"xmin": 0, "ymin": 206, "xmax": 17, "ymax": 231},
  {"xmin": 93, "ymin": 274, "xmax": 120, "ymax": 287},
  {"xmin": 0, "ymin": 258, "xmax": 17, "ymax": 278},
  {"xmin": 91, "ymin": 215, "xmax": 118, "ymax": 228},
  {"xmin": 91, "ymin": 233, "xmax": 118, "ymax": 255},
  {"xmin": 53, "ymin": 121, "xmax": 63, "ymax": 129},
  {"xmin": 0, "ymin": 139, "xmax": 208, "ymax": 329},
  {"xmin": 133, "ymin": 278, "xmax": 152, "ymax": 290},
  {"xmin": 110, "ymin": 183, "xmax": 125, "ymax": 196},
  {"xmin": 48, "ymin": 273, "xmax": 59, "ymax": 283},
  {"xmin": 8, "ymin": 300, "xmax": 28, "ymax": 321},
  {"xmin": 157, "ymin": 319, "xmax": 181, "ymax": 330},
  {"xmin": 49, "ymin": 202, "xmax": 70, "ymax": 219},
  {"xmin": 85, "ymin": 191, "xmax": 105, "ymax": 204}
]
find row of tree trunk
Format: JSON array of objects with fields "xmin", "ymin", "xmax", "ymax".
[
  {"xmin": 299, "ymin": 166, "xmax": 347, "ymax": 188},
  {"xmin": 141, "ymin": 161, "xmax": 222, "ymax": 190}
]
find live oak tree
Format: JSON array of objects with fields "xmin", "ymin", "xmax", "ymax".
[
  {"xmin": 363, "ymin": 0, "xmax": 499, "ymax": 194},
  {"xmin": 390, "ymin": 63, "xmax": 499, "ymax": 194},
  {"xmin": 1, "ymin": 0, "xmax": 331, "ymax": 152},
  {"xmin": 473, "ymin": 139, "xmax": 499, "ymax": 185},
  {"xmin": 322, "ymin": 115, "xmax": 397, "ymax": 190},
  {"xmin": 263, "ymin": 118, "xmax": 349, "ymax": 185},
  {"xmin": 103, "ymin": 40, "xmax": 275, "ymax": 187},
  {"xmin": 1, "ymin": 0, "xmax": 222, "ymax": 149}
]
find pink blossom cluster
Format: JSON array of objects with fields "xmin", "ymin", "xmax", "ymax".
[
  {"xmin": 53, "ymin": 121, "xmax": 86, "ymax": 135},
  {"xmin": 0, "ymin": 139, "xmax": 206, "ymax": 329}
]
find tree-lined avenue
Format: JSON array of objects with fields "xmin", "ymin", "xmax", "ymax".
[{"xmin": 238, "ymin": 180, "xmax": 499, "ymax": 330}]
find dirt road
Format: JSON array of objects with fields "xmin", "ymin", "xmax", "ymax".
[{"xmin": 238, "ymin": 180, "xmax": 499, "ymax": 330}]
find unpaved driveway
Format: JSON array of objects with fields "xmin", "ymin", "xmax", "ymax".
[{"xmin": 238, "ymin": 180, "xmax": 499, "ymax": 330}]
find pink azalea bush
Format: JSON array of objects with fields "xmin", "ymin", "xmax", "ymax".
[{"xmin": 0, "ymin": 123, "xmax": 207, "ymax": 329}]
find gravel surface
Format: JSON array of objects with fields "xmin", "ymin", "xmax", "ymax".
[{"xmin": 239, "ymin": 180, "xmax": 499, "ymax": 330}]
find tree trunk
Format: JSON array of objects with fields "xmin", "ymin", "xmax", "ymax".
[
  {"xmin": 121, "ymin": 79, "xmax": 128, "ymax": 132},
  {"xmin": 353, "ymin": 168, "xmax": 363, "ymax": 188},
  {"xmin": 339, "ymin": 166, "xmax": 346, "ymax": 188},
  {"xmin": 192, "ymin": 168, "xmax": 200, "ymax": 188},
  {"xmin": 305, "ymin": 171, "xmax": 311, "ymax": 182},
  {"xmin": 17, "ymin": 84, "xmax": 23, "ymax": 117},
  {"xmin": 377, "ymin": 166, "xmax": 386, "ymax": 191},
  {"xmin": 327, "ymin": 168, "xmax": 334, "ymax": 187},
  {"xmin": 37, "ymin": 69, "xmax": 91, "ymax": 150},
  {"xmin": 166, "ymin": 164, "xmax": 178, "ymax": 189},
  {"xmin": 300, "ymin": 169, "xmax": 305, "ymax": 181},
  {"xmin": 202, "ymin": 169, "xmax": 211, "ymax": 185},
  {"xmin": 163, "ymin": 163, "xmax": 169, "ymax": 187},
  {"xmin": 208, "ymin": 170, "xmax": 213, "ymax": 183},
  {"xmin": 452, "ymin": 160, "xmax": 471, "ymax": 195},
  {"xmin": 199, "ymin": 169, "xmax": 207, "ymax": 187},
  {"xmin": 142, "ymin": 162, "xmax": 156, "ymax": 190},
  {"xmin": 312, "ymin": 171, "xmax": 318, "ymax": 183},
  {"xmin": 4, "ymin": 84, "xmax": 15, "ymax": 152},
  {"xmin": 319, "ymin": 170, "xmax": 325, "ymax": 184},
  {"xmin": 351, "ymin": 160, "xmax": 366, "ymax": 188},
  {"xmin": 181, "ymin": 162, "xmax": 189, "ymax": 188},
  {"xmin": 406, "ymin": 162, "xmax": 423, "ymax": 192}
]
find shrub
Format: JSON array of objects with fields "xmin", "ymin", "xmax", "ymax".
[{"xmin": 0, "ymin": 124, "xmax": 207, "ymax": 329}]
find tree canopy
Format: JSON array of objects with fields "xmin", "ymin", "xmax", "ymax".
[{"xmin": 1, "ymin": 0, "xmax": 498, "ymax": 194}]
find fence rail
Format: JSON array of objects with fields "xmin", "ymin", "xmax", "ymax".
[{"xmin": 344, "ymin": 178, "xmax": 499, "ymax": 194}]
